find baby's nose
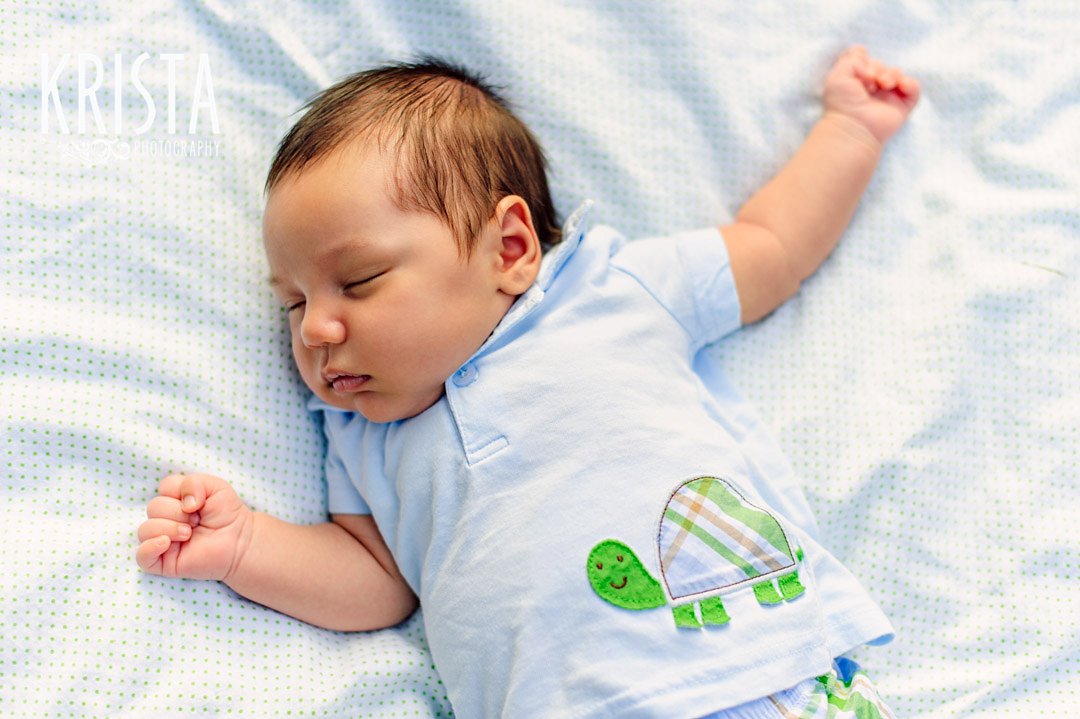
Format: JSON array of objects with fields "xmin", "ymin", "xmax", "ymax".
[{"xmin": 299, "ymin": 304, "xmax": 346, "ymax": 348}]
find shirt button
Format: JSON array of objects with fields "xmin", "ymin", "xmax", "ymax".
[{"xmin": 452, "ymin": 363, "xmax": 479, "ymax": 387}]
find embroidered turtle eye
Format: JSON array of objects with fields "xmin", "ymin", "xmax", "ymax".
[
  {"xmin": 596, "ymin": 562, "xmax": 603, "ymax": 570},
  {"xmin": 616, "ymin": 555, "xmax": 624, "ymax": 562}
]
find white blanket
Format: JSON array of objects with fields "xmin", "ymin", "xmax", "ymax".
[{"xmin": 2, "ymin": 1, "xmax": 1077, "ymax": 716}]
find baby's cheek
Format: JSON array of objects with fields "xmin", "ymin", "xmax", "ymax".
[{"xmin": 290, "ymin": 343, "xmax": 321, "ymax": 390}]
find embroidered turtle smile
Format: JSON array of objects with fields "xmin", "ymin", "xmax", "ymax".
[{"xmin": 610, "ymin": 576, "xmax": 628, "ymax": 590}]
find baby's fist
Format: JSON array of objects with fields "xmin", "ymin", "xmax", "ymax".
[
  {"xmin": 823, "ymin": 46, "xmax": 920, "ymax": 146},
  {"xmin": 136, "ymin": 472, "xmax": 252, "ymax": 582}
]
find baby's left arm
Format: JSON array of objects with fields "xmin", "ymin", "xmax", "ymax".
[{"xmin": 721, "ymin": 46, "xmax": 920, "ymax": 324}]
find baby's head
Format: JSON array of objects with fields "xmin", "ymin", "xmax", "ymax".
[{"xmin": 263, "ymin": 59, "xmax": 560, "ymax": 423}]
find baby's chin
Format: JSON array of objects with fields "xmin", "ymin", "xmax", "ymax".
[{"xmin": 312, "ymin": 382, "xmax": 445, "ymax": 424}]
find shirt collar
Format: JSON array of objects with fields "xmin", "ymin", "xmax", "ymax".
[{"xmin": 535, "ymin": 199, "xmax": 594, "ymax": 290}]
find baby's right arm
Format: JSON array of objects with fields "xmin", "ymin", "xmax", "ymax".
[{"xmin": 136, "ymin": 473, "xmax": 417, "ymax": 631}]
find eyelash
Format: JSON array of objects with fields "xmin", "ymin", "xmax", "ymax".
[{"xmin": 284, "ymin": 273, "xmax": 384, "ymax": 313}]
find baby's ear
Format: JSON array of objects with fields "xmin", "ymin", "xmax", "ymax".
[{"xmin": 493, "ymin": 195, "xmax": 542, "ymax": 295}]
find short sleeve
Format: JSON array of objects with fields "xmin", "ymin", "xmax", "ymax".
[
  {"xmin": 610, "ymin": 226, "xmax": 743, "ymax": 351},
  {"xmin": 308, "ymin": 396, "xmax": 371, "ymax": 516}
]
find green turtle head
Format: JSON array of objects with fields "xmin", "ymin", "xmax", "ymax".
[{"xmin": 586, "ymin": 539, "xmax": 666, "ymax": 610}]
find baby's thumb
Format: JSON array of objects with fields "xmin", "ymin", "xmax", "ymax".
[{"xmin": 179, "ymin": 473, "xmax": 212, "ymax": 513}]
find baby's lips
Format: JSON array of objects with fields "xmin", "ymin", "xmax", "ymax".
[
  {"xmin": 331, "ymin": 374, "xmax": 371, "ymax": 393},
  {"xmin": 188, "ymin": 511, "xmax": 201, "ymax": 527}
]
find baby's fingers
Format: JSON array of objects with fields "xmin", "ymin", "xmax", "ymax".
[
  {"xmin": 146, "ymin": 495, "xmax": 200, "ymax": 526},
  {"xmin": 158, "ymin": 472, "xmax": 205, "ymax": 512},
  {"xmin": 157, "ymin": 473, "xmax": 185, "ymax": 499},
  {"xmin": 137, "ymin": 517, "xmax": 193, "ymax": 544},
  {"xmin": 898, "ymin": 75, "xmax": 920, "ymax": 101},
  {"xmin": 135, "ymin": 535, "xmax": 173, "ymax": 573},
  {"xmin": 177, "ymin": 472, "xmax": 231, "ymax": 513}
]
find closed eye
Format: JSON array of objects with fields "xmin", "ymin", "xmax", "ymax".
[
  {"xmin": 345, "ymin": 271, "xmax": 386, "ymax": 292},
  {"xmin": 280, "ymin": 269, "xmax": 386, "ymax": 312}
]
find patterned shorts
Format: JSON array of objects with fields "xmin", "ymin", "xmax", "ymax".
[{"xmin": 699, "ymin": 657, "xmax": 894, "ymax": 719}]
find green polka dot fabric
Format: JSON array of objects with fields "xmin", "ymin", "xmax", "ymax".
[{"xmin": 1, "ymin": 1, "xmax": 1077, "ymax": 716}]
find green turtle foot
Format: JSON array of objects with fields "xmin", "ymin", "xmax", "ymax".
[
  {"xmin": 779, "ymin": 571, "xmax": 805, "ymax": 600},
  {"xmin": 752, "ymin": 580, "xmax": 783, "ymax": 605},
  {"xmin": 699, "ymin": 596, "xmax": 730, "ymax": 626},
  {"xmin": 672, "ymin": 603, "xmax": 701, "ymax": 629}
]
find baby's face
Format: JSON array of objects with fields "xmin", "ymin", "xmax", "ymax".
[{"xmin": 263, "ymin": 142, "xmax": 515, "ymax": 423}]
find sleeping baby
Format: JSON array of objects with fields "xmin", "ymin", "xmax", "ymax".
[{"xmin": 136, "ymin": 45, "xmax": 919, "ymax": 718}]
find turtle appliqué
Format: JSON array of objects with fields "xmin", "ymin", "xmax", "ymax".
[{"xmin": 586, "ymin": 476, "xmax": 806, "ymax": 629}]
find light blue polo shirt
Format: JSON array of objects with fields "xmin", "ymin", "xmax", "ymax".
[{"xmin": 309, "ymin": 202, "xmax": 893, "ymax": 718}]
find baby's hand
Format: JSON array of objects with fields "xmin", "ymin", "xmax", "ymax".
[
  {"xmin": 136, "ymin": 473, "xmax": 253, "ymax": 582},
  {"xmin": 822, "ymin": 45, "xmax": 920, "ymax": 147}
]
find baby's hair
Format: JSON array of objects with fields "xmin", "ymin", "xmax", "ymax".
[{"xmin": 265, "ymin": 57, "xmax": 562, "ymax": 256}]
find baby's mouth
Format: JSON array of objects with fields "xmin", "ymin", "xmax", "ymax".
[{"xmin": 328, "ymin": 374, "xmax": 371, "ymax": 394}]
